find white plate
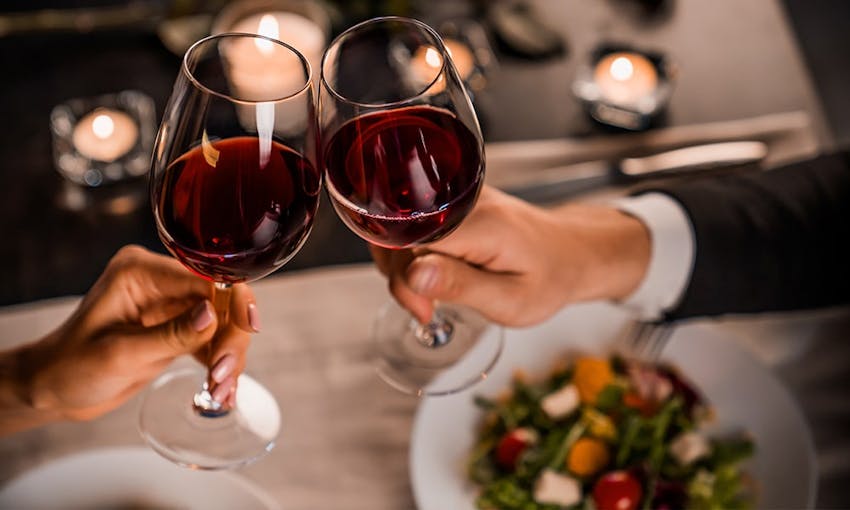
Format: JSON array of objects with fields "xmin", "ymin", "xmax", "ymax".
[
  {"xmin": 410, "ymin": 303, "xmax": 817, "ymax": 509},
  {"xmin": 0, "ymin": 446, "xmax": 280, "ymax": 510}
]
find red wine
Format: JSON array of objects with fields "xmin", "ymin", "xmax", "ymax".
[
  {"xmin": 155, "ymin": 136, "xmax": 320, "ymax": 283},
  {"xmin": 323, "ymin": 105, "xmax": 483, "ymax": 248}
]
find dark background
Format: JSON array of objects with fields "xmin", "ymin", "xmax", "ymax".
[{"xmin": 0, "ymin": 0, "xmax": 848, "ymax": 307}]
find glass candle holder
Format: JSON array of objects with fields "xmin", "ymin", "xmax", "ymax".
[
  {"xmin": 211, "ymin": 0, "xmax": 332, "ymax": 75},
  {"xmin": 573, "ymin": 43, "xmax": 676, "ymax": 131},
  {"xmin": 50, "ymin": 90, "xmax": 156, "ymax": 188},
  {"xmin": 434, "ymin": 18, "xmax": 497, "ymax": 98}
]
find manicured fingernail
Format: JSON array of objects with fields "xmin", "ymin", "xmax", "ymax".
[
  {"xmin": 211, "ymin": 376, "xmax": 235, "ymax": 403},
  {"xmin": 409, "ymin": 264, "xmax": 438, "ymax": 294},
  {"xmin": 227, "ymin": 386, "xmax": 237, "ymax": 407},
  {"xmin": 247, "ymin": 302, "xmax": 261, "ymax": 332},
  {"xmin": 191, "ymin": 300, "xmax": 214, "ymax": 332},
  {"xmin": 211, "ymin": 354, "xmax": 236, "ymax": 383}
]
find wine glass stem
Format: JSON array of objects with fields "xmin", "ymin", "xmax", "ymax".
[
  {"xmin": 414, "ymin": 310, "xmax": 454, "ymax": 348},
  {"xmin": 192, "ymin": 281, "xmax": 233, "ymax": 417}
]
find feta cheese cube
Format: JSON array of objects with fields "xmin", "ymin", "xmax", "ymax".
[
  {"xmin": 533, "ymin": 469, "xmax": 582, "ymax": 507},
  {"xmin": 541, "ymin": 384, "xmax": 580, "ymax": 419},
  {"xmin": 670, "ymin": 431, "xmax": 711, "ymax": 465}
]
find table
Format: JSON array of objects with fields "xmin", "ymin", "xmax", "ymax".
[
  {"xmin": 1, "ymin": 265, "xmax": 849, "ymax": 508},
  {"xmin": 0, "ymin": 266, "xmax": 417, "ymax": 509}
]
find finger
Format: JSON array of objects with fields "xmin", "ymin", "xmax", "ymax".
[
  {"xmin": 428, "ymin": 193, "xmax": 511, "ymax": 263},
  {"xmin": 389, "ymin": 272, "xmax": 435, "ymax": 324},
  {"xmin": 105, "ymin": 245, "xmax": 212, "ymax": 310},
  {"xmin": 371, "ymin": 246, "xmax": 434, "ymax": 321},
  {"xmin": 229, "ymin": 284, "xmax": 259, "ymax": 333},
  {"xmin": 370, "ymin": 245, "xmax": 393, "ymax": 276},
  {"xmin": 206, "ymin": 323, "xmax": 251, "ymax": 386},
  {"xmin": 382, "ymin": 250, "xmax": 434, "ymax": 323},
  {"xmin": 405, "ymin": 253, "xmax": 526, "ymax": 325},
  {"xmin": 138, "ymin": 297, "xmax": 196, "ymax": 328},
  {"xmin": 424, "ymin": 188, "xmax": 516, "ymax": 266},
  {"xmin": 227, "ymin": 384, "xmax": 237, "ymax": 408},
  {"xmin": 119, "ymin": 299, "xmax": 218, "ymax": 363}
]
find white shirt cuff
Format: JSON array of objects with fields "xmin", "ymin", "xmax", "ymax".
[{"xmin": 613, "ymin": 192, "xmax": 696, "ymax": 320}]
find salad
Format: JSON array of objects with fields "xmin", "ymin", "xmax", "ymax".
[{"xmin": 467, "ymin": 355, "xmax": 755, "ymax": 510}]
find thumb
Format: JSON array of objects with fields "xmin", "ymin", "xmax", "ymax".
[
  {"xmin": 406, "ymin": 254, "xmax": 525, "ymax": 325},
  {"xmin": 132, "ymin": 299, "xmax": 218, "ymax": 361}
]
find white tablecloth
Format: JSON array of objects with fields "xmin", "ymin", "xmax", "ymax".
[{"xmin": 1, "ymin": 264, "xmax": 848, "ymax": 508}]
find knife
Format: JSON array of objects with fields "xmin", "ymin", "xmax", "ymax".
[{"xmin": 498, "ymin": 141, "xmax": 768, "ymax": 203}]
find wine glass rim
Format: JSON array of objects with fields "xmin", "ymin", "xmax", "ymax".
[
  {"xmin": 182, "ymin": 32, "xmax": 313, "ymax": 105},
  {"xmin": 320, "ymin": 16, "xmax": 451, "ymax": 109}
]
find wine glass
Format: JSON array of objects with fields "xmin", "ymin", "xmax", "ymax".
[
  {"xmin": 318, "ymin": 17, "xmax": 504, "ymax": 396},
  {"xmin": 140, "ymin": 33, "xmax": 320, "ymax": 469}
]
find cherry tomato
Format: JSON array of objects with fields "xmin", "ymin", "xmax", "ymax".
[
  {"xmin": 592, "ymin": 471, "xmax": 643, "ymax": 510},
  {"xmin": 495, "ymin": 428, "xmax": 535, "ymax": 470},
  {"xmin": 623, "ymin": 392, "xmax": 658, "ymax": 417}
]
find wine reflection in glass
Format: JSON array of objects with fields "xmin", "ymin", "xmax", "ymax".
[
  {"xmin": 140, "ymin": 33, "xmax": 320, "ymax": 469},
  {"xmin": 319, "ymin": 17, "xmax": 504, "ymax": 396}
]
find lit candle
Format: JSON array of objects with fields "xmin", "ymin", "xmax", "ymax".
[
  {"xmin": 593, "ymin": 52, "xmax": 658, "ymax": 105},
  {"xmin": 229, "ymin": 11, "xmax": 326, "ymax": 78},
  {"xmin": 222, "ymin": 13, "xmax": 323, "ymax": 136},
  {"xmin": 224, "ymin": 14, "xmax": 314, "ymax": 101},
  {"xmin": 444, "ymin": 38, "xmax": 475, "ymax": 81},
  {"xmin": 410, "ymin": 38, "xmax": 476, "ymax": 92},
  {"xmin": 72, "ymin": 108, "xmax": 139, "ymax": 162}
]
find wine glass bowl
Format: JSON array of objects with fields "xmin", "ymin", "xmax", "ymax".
[
  {"xmin": 320, "ymin": 17, "xmax": 484, "ymax": 250},
  {"xmin": 151, "ymin": 34, "xmax": 320, "ymax": 284},
  {"xmin": 319, "ymin": 17, "xmax": 502, "ymax": 396},
  {"xmin": 141, "ymin": 33, "xmax": 319, "ymax": 469},
  {"xmin": 153, "ymin": 134, "xmax": 320, "ymax": 283},
  {"xmin": 321, "ymin": 103, "xmax": 483, "ymax": 248}
]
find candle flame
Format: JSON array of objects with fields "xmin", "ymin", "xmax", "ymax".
[
  {"xmin": 425, "ymin": 47, "xmax": 442, "ymax": 68},
  {"xmin": 92, "ymin": 113, "xmax": 115, "ymax": 140},
  {"xmin": 255, "ymin": 14, "xmax": 279, "ymax": 55},
  {"xmin": 610, "ymin": 56, "xmax": 634, "ymax": 82}
]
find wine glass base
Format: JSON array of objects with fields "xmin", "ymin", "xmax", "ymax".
[
  {"xmin": 374, "ymin": 301, "xmax": 504, "ymax": 396},
  {"xmin": 138, "ymin": 368, "xmax": 280, "ymax": 470}
]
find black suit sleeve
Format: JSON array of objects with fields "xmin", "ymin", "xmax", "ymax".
[{"xmin": 646, "ymin": 151, "xmax": 850, "ymax": 320}]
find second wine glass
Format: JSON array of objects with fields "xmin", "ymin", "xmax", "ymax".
[
  {"xmin": 141, "ymin": 33, "xmax": 321, "ymax": 469},
  {"xmin": 319, "ymin": 16, "xmax": 504, "ymax": 396}
]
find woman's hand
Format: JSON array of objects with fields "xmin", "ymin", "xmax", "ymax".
[
  {"xmin": 1, "ymin": 245, "xmax": 259, "ymax": 434},
  {"xmin": 371, "ymin": 186, "xmax": 651, "ymax": 327}
]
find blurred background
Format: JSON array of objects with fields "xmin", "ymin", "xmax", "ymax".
[{"xmin": 0, "ymin": 0, "xmax": 848, "ymax": 306}]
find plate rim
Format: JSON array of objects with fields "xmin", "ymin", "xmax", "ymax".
[{"xmin": 0, "ymin": 445, "xmax": 281, "ymax": 510}]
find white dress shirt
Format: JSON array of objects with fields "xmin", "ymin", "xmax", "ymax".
[{"xmin": 614, "ymin": 193, "xmax": 696, "ymax": 320}]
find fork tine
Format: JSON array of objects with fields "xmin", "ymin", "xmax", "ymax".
[
  {"xmin": 645, "ymin": 324, "xmax": 674, "ymax": 360},
  {"xmin": 626, "ymin": 320, "xmax": 674, "ymax": 362}
]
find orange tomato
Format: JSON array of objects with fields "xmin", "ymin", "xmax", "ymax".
[
  {"xmin": 567, "ymin": 437, "xmax": 610, "ymax": 477},
  {"xmin": 573, "ymin": 357, "xmax": 614, "ymax": 404}
]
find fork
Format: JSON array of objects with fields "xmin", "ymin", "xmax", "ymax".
[{"xmin": 622, "ymin": 320, "xmax": 675, "ymax": 362}]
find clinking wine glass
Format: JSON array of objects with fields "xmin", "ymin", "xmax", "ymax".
[
  {"xmin": 318, "ymin": 17, "xmax": 504, "ymax": 396},
  {"xmin": 140, "ymin": 33, "xmax": 320, "ymax": 468}
]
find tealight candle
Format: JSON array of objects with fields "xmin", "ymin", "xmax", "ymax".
[
  {"xmin": 593, "ymin": 51, "xmax": 658, "ymax": 105},
  {"xmin": 72, "ymin": 108, "xmax": 139, "ymax": 162},
  {"xmin": 410, "ymin": 37, "xmax": 476, "ymax": 91},
  {"xmin": 229, "ymin": 10, "xmax": 325, "ymax": 79},
  {"xmin": 221, "ymin": 12, "xmax": 324, "ymax": 135},
  {"xmin": 224, "ymin": 15, "xmax": 310, "ymax": 101},
  {"xmin": 444, "ymin": 38, "xmax": 476, "ymax": 81}
]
